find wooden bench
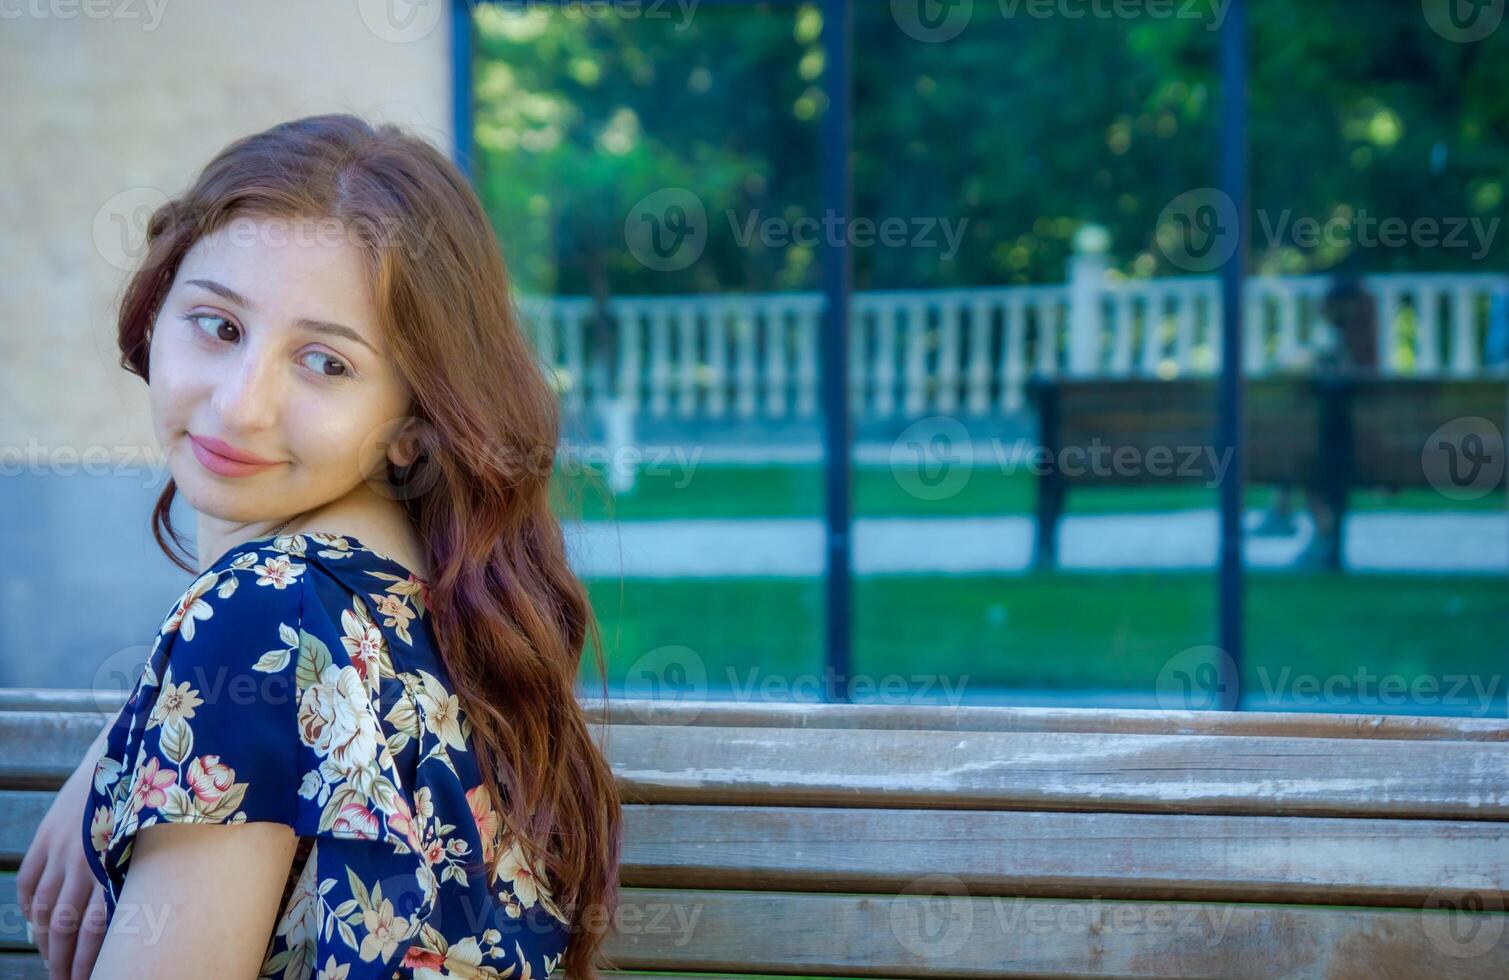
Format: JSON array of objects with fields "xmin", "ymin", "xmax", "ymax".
[
  {"xmin": 1027, "ymin": 374, "xmax": 1508, "ymax": 570},
  {"xmin": 5, "ymin": 690, "xmax": 1509, "ymax": 977}
]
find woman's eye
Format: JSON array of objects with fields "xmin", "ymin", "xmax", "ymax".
[
  {"xmin": 184, "ymin": 312, "xmax": 237, "ymax": 342},
  {"xmin": 302, "ymin": 350, "xmax": 350, "ymax": 379}
]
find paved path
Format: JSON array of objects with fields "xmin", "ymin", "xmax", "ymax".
[{"xmin": 565, "ymin": 510, "xmax": 1509, "ymax": 577}]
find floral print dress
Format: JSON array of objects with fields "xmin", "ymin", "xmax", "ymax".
[{"xmin": 81, "ymin": 530, "xmax": 572, "ymax": 979}]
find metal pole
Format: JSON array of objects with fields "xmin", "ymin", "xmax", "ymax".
[
  {"xmin": 451, "ymin": 0, "xmax": 475, "ymax": 180},
  {"xmin": 1217, "ymin": 0, "xmax": 1248, "ymax": 711},
  {"xmin": 819, "ymin": 0, "xmax": 853, "ymax": 703}
]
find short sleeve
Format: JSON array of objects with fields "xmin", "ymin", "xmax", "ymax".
[{"xmin": 94, "ymin": 549, "xmax": 438, "ymax": 978}]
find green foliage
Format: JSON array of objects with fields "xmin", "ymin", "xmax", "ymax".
[{"xmin": 473, "ymin": 1, "xmax": 1509, "ymax": 294}]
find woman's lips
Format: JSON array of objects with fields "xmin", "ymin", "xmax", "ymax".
[{"xmin": 188, "ymin": 434, "xmax": 282, "ymax": 477}]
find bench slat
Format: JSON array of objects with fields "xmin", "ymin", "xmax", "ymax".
[
  {"xmin": 11, "ymin": 792, "xmax": 1502, "ymax": 908},
  {"xmin": 620, "ymin": 804, "xmax": 1508, "ymax": 907},
  {"xmin": 0, "ymin": 955, "xmax": 716, "ymax": 980},
  {"xmin": 603, "ymin": 886, "xmax": 1509, "ymax": 977},
  {"xmin": 589, "ymin": 699, "xmax": 1509, "ymax": 742},
  {"xmin": 0, "ymin": 713, "xmax": 116, "ymax": 787},
  {"xmin": 604, "ymin": 724, "xmax": 1509, "ymax": 818},
  {"xmin": 0, "ymin": 793, "xmax": 55, "ymax": 866}
]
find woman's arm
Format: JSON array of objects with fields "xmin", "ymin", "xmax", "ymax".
[
  {"xmin": 18, "ymin": 714, "xmax": 122, "ymax": 980},
  {"xmin": 89, "ymin": 821, "xmax": 298, "ymax": 979}
]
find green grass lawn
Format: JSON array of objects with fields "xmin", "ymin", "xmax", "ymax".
[
  {"xmin": 582, "ymin": 571, "xmax": 1508, "ymax": 714},
  {"xmin": 555, "ymin": 462, "xmax": 1504, "ymax": 520}
]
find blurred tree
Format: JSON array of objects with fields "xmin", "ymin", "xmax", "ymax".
[{"xmin": 472, "ymin": 0, "xmax": 1509, "ymax": 295}]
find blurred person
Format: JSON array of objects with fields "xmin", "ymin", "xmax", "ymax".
[{"xmin": 1293, "ymin": 263, "xmax": 1379, "ymax": 568}]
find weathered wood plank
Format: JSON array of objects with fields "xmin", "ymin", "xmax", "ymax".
[
  {"xmin": 586, "ymin": 699, "xmax": 1509, "ymax": 742},
  {"xmin": 0, "ymin": 951, "xmax": 748, "ymax": 980},
  {"xmin": 11, "ymin": 792, "xmax": 1501, "ymax": 908},
  {"xmin": 7, "ymin": 688, "xmax": 1509, "ymax": 743},
  {"xmin": 601, "ymin": 725, "xmax": 1509, "ymax": 818},
  {"xmin": 604, "ymin": 886, "xmax": 1509, "ymax": 978},
  {"xmin": 0, "ymin": 793, "xmax": 55, "ymax": 866},
  {"xmin": 0, "ymin": 712, "xmax": 115, "ymax": 788},
  {"xmin": 0, "ymin": 955, "xmax": 754, "ymax": 980},
  {"xmin": 619, "ymin": 804, "xmax": 1509, "ymax": 908},
  {"xmin": 0, "ymin": 690, "xmax": 122, "ymax": 714},
  {"xmin": 30, "ymin": 711, "xmax": 1504, "ymax": 821}
]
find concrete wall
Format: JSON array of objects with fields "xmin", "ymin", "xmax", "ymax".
[{"xmin": 0, "ymin": 0, "xmax": 453, "ymax": 688}]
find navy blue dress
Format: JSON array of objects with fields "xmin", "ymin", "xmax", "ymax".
[{"xmin": 81, "ymin": 530, "xmax": 572, "ymax": 978}]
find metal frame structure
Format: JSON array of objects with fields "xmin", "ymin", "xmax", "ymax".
[{"xmin": 451, "ymin": 0, "xmax": 1249, "ymax": 709}]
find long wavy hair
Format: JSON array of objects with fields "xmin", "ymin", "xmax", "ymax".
[{"xmin": 115, "ymin": 113, "xmax": 621, "ymax": 977}]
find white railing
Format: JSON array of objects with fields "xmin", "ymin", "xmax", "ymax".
[{"xmin": 518, "ymin": 265, "xmax": 1507, "ymax": 422}]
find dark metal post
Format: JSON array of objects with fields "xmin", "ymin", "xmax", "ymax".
[
  {"xmin": 819, "ymin": 0, "xmax": 853, "ymax": 702},
  {"xmin": 1217, "ymin": 0, "xmax": 1248, "ymax": 710},
  {"xmin": 452, "ymin": 0, "xmax": 475, "ymax": 180}
]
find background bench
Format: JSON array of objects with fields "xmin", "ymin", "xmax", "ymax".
[
  {"xmin": 1027, "ymin": 374, "xmax": 1508, "ymax": 570},
  {"xmin": 4, "ymin": 689, "xmax": 1509, "ymax": 977}
]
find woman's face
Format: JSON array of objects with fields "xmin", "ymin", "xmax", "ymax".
[{"xmin": 148, "ymin": 214, "xmax": 416, "ymax": 527}]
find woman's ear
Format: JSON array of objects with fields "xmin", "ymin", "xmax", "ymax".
[{"xmin": 388, "ymin": 416, "xmax": 426, "ymax": 468}]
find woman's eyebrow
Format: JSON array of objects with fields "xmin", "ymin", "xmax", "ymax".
[{"xmin": 183, "ymin": 277, "xmax": 380, "ymax": 355}]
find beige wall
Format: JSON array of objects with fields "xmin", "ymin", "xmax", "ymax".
[{"xmin": 0, "ymin": 0, "xmax": 453, "ymax": 452}]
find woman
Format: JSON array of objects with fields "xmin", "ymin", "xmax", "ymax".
[{"xmin": 17, "ymin": 113, "xmax": 621, "ymax": 979}]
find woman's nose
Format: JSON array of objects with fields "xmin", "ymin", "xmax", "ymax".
[{"xmin": 210, "ymin": 346, "xmax": 283, "ymax": 432}]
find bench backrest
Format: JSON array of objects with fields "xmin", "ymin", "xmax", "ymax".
[
  {"xmin": 1031, "ymin": 373, "xmax": 1508, "ymax": 492},
  {"xmin": 4, "ymin": 690, "xmax": 1508, "ymax": 977}
]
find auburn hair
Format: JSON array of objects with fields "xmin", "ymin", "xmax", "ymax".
[{"xmin": 114, "ymin": 112, "xmax": 621, "ymax": 977}]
